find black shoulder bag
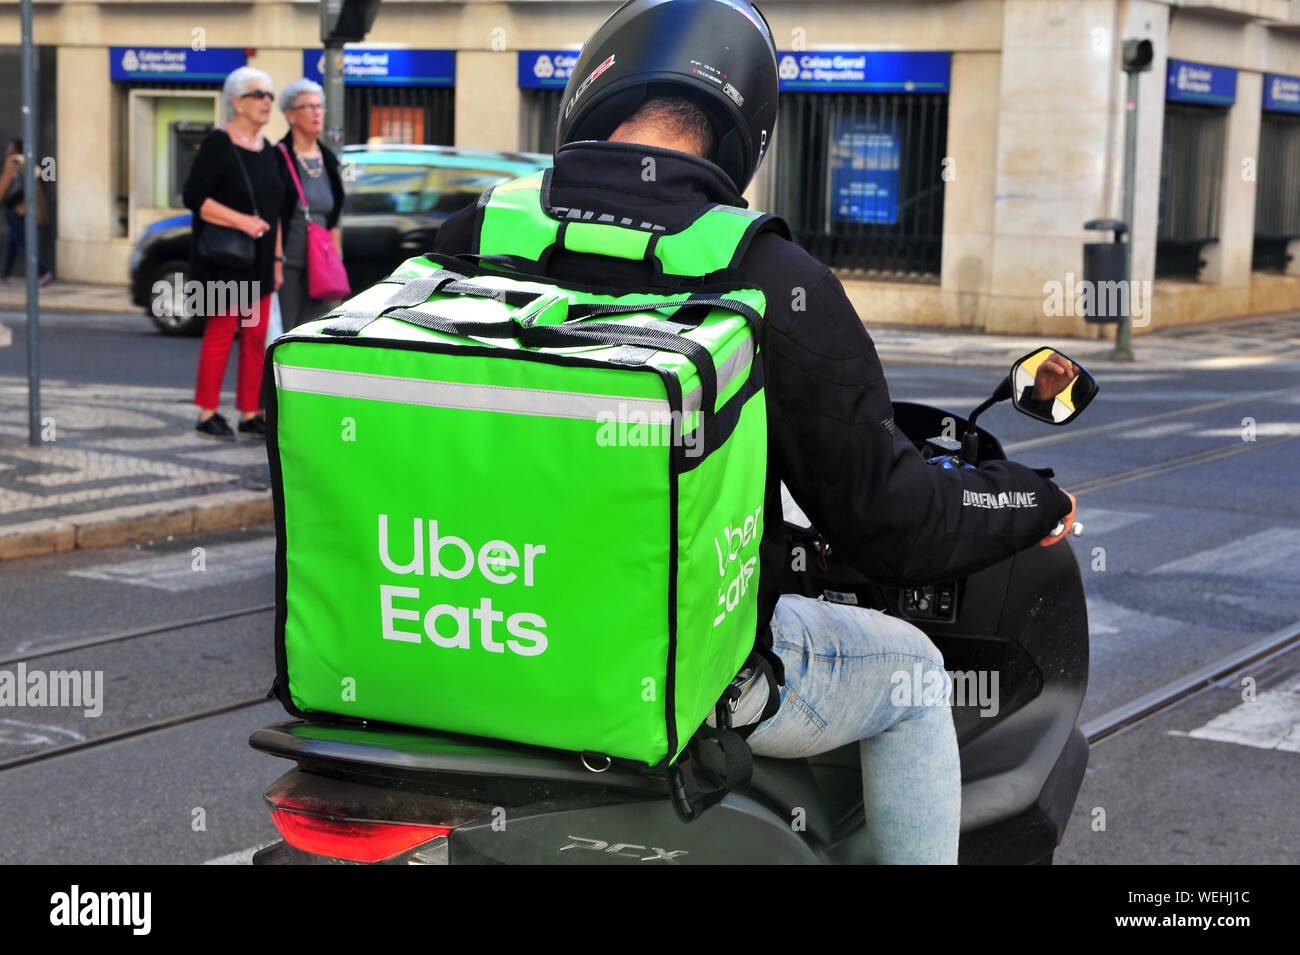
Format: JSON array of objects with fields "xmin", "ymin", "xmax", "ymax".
[{"xmin": 195, "ymin": 132, "xmax": 259, "ymax": 270}]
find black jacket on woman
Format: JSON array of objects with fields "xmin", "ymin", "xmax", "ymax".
[
  {"xmin": 183, "ymin": 129, "xmax": 287, "ymax": 299},
  {"xmin": 276, "ymin": 132, "xmax": 345, "ymax": 242}
]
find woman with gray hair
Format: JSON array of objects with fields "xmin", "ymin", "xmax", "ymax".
[
  {"xmin": 182, "ymin": 65, "xmax": 286, "ymax": 439},
  {"xmin": 276, "ymin": 78, "xmax": 347, "ymax": 330}
]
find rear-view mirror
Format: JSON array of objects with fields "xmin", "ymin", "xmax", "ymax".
[{"xmin": 1009, "ymin": 347, "xmax": 1098, "ymax": 425}]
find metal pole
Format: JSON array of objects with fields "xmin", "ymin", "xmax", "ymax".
[
  {"xmin": 323, "ymin": 41, "xmax": 345, "ymax": 156},
  {"xmin": 21, "ymin": 0, "xmax": 41, "ymax": 443},
  {"xmin": 1112, "ymin": 69, "xmax": 1139, "ymax": 362}
]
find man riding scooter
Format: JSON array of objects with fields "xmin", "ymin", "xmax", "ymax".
[{"xmin": 432, "ymin": 0, "xmax": 1076, "ymax": 863}]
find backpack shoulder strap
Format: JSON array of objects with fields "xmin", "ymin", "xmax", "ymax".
[{"xmin": 475, "ymin": 170, "xmax": 790, "ymax": 282}]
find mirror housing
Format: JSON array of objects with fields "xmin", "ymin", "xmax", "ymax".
[{"xmin": 1009, "ymin": 348, "xmax": 1098, "ymax": 426}]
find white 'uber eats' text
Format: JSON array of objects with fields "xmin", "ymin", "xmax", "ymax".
[{"xmin": 377, "ymin": 514, "xmax": 549, "ymax": 657}]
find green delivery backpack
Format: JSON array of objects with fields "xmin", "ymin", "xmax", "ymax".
[{"xmin": 266, "ymin": 170, "xmax": 785, "ymax": 815}]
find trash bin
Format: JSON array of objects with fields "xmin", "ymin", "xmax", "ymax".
[{"xmin": 1082, "ymin": 218, "xmax": 1127, "ymax": 323}]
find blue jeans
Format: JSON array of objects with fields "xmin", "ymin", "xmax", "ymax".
[
  {"xmin": 2, "ymin": 205, "xmax": 46, "ymax": 278},
  {"xmin": 744, "ymin": 595, "xmax": 960, "ymax": 864}
]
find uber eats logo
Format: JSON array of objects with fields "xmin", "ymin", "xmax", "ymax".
[
  {"xmin": 378, "ymin": 514, "xmax": 549, "ymax": 656},
  {"xmin": 714, "ymin": 505, "xmax": 761, "ymax": 628}
]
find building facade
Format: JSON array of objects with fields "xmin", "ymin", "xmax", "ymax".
[{"xmin": 2, "ymin": 0, "xmax": 1300, "ymax": 336}]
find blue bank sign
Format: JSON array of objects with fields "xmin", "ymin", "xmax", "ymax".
[
  {"xmin": 519, "ymin": 51, "xmax": 580, "ymax": 89},
  {"xmin": 110, "ymin": 47, "xmax": 247, "ymax": 82},
  {"xmin": 302, "ymin": 49, "xmax": 455, "ymax": 87},
  {"xmin": 1263, "ymin": 73, "xmax": 1300, "ymax": 113},
  {"xmin": 1165, "ymin": 59, "xmax": 1236, "ymax": 105},
  {"xmin": 777, "ymin": 51, "xmax": 950, "ymax": 93}
]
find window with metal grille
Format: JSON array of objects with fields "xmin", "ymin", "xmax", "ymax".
[
  {"xmin": 1155, "ymin": 102, "xmax": 1226, "ymax": 278},
  {"xmin": 344, "ymin": 86, "xmax": 454, "ymax": 146},
  {"xmin": 1253, "ymin": 111, "xmax": 1300, "ymax": 272},
  {"xmin": 521, "ymin": 89, "xmax": 563, "ymax": 155},
  {"xmin": 766, "ymin": 92, "xmax": 947, "ymax": 281}
]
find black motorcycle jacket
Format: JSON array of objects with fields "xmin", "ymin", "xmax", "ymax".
[{"xmin": 433, "ymin": 141, "xmax": 1075, "ymax": 684}]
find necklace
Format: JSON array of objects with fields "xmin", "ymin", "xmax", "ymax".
[
  {"xmin": 227, "ymin": 125, "xmax": 261, "ymax": 150},
  {"xmin": 297, "ymin": 153, "xmax": 323, "ymax": 179}
]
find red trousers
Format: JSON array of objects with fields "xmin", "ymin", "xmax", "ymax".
[{"xmin": 194, "ymin": 294, "xmax": 270, "ymax": 413}]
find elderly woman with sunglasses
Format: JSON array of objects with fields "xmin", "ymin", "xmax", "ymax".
[
  {"xmin": 276, "ymin": 78, "xmax": 346, "ymax": 331},
  {"xmin": 182, "ymin": 65, "xmax": 287, "ymax": 440}
]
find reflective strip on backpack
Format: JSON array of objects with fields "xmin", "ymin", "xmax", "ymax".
[
  {"xmin": 274, "ymin": 362, "xmax": 673, "ymax": 422},
  {"xmin": 681, "ymin": 336, "xmax": 754, "ymax": 412}
]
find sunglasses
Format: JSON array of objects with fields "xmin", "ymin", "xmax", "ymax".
[{"xmin": 241, "ymin": 90, "xmax": 274, "ymax": 101}]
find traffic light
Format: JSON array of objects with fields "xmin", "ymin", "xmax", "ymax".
[
  {"xmin": 321, "ymin": 0, "xmax": 381, "ymax": 43},
  {"xmin": 1122, "ymin": 38, "xmax": 1153, "ymax": 74}
]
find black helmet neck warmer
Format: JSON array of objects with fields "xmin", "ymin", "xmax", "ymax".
[{"xmin": 556, "ymin": 140, "xmax": 748, "ymax": 207}]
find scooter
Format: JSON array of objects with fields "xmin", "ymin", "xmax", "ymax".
[{"xmin": 250, "ymin": 346, "xmax": 1097, "ymax": 865}]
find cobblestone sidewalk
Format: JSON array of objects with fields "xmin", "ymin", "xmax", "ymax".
[{"xmin": 0, "ymin": 376, "xmax": 271, "ymax": 558}]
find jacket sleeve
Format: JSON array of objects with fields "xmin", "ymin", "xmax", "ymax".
[
  {"xmin": 767, "ymin": 269, "xmax": 1074, "ymax": 586},
  {"xmin": 183, "ymin": 132, "xmax": 226, "ymax": 216}
]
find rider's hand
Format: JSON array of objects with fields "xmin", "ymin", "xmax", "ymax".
[
  {"xmin": 1033, "ymin": 353, "xmax": 1079, "ymax": 401},
  {"xmin": 1039, "ymin": 492, "xmax": 1077, "ymax": 547}
]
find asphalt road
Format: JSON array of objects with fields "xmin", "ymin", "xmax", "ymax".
[
  {"xmin": 0, "ymin": 310, "xmax": 1296, "ymax": 864},
  {"xmin": 0, "ymin": 307, "xmax": 237, "ymax": 391}
]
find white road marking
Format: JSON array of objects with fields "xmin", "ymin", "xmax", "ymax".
[
  {"xmin": 1188, "ymin": 355, "xmax": 1279, "ymax": 370},
  {"xmin": 1170, "ymin": 674, "xmax": 1300, "ymax": 753},
  {"xmin": 67, "ymin": 538, "xmax": 275, "ymax": 592},
  {"xmin": 0, "ymin": 718, "xmax": 85, "ymax": 747},
  {"xmin": 898, "ymin": 397, "xmax": 986, "ymax": 410},
  {"xmin": 1191, "ymin": 422, "xmax": 1300, "ymax": 439},
  {"xmin": 1071, "ymin": 506, "xmax": 1149, "ymax": 537},
  {"xmin": 202, "ymin": 841, "xmax": 276, "ymax": 865},
  {"xmin": 1115, "ymin": 422, "xmax": 1196, "ymax": 440},
  {"xmin": 1096, "ymin": 375, "xmax": 1182, "ymax": 384},
  {"xmin": 1151, "ymin": 528, "xmax": 1300, "ymax": 581}
]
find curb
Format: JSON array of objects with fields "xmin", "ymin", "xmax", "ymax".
[
  {"xmin": 0, "ymin": 489, "xmax": 273, "ymax": 561},
  {"xmin": 0, "ymin": 287, "xmax": 138, "ymax": 316}
]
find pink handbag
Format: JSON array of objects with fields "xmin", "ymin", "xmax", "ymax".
[{"xmin": 279, "ymin": 143, "xmax": 351, "ymax": 300}]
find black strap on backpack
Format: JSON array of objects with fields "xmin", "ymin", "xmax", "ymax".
[
  {"xmin": 668, "ymin": 725, "xmax": 754, "ymax": 824},
  {"xmin": 667, "ymin": 648, "xmax": 783, "ymax": 823}
]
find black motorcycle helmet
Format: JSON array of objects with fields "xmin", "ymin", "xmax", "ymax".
[{"xmin": 554, "ymin": 0, "xmax": 779, "ymax": 194}]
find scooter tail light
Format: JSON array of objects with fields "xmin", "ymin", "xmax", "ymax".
[{"xmin": 268, "ymin": 800, "xmax": 453, "ymax": 863}]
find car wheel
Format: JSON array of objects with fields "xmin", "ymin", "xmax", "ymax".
[{"xmin": 145, "ymin": 260, "xmax": 204, "ymax": 336}]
